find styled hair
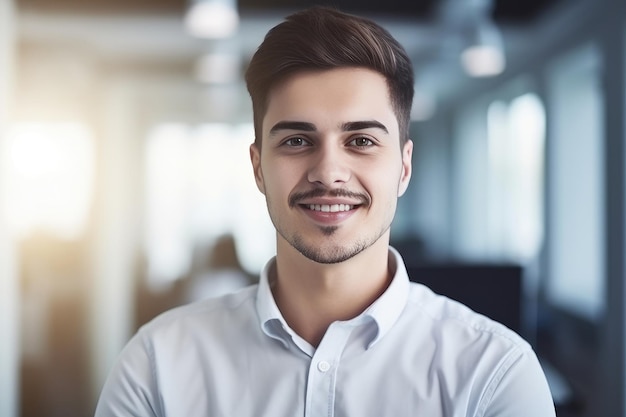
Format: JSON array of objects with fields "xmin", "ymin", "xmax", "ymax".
[{"xmin": 245, "ymin": 6, "xmax": 414, "ymax": 148}]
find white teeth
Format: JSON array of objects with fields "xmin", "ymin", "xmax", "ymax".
[{"xmin": 307, "ymin": 204, "xmax": 354, "ymax": 212}]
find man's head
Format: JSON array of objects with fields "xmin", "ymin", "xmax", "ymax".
[
  {"xmin": 246, "ymin": 7, "xmax": 414, "ymax": 265},
  {"xmin": 245, "ymin": 6, "xmax": 414, "ymax": 149}
]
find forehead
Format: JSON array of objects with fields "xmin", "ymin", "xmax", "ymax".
[{"xmin": 262, "ymin": 67, "xmax": 398, "ymax": 136}]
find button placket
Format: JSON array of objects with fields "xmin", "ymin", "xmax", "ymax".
[{"xmin": 304, "ymin": 322, "xmax": 354, "ymax": 417}]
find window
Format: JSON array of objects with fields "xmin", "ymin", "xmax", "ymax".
[
  {"xmin": 3, "ymin": 122, "xmax": 95, "ymax": 240},
  {"xmin": 487, "ymin": 93, "xmax": 546, "ymax": 261},
  {"xmin": 452, "ymin": 88, "xmax": 545, "ymax": 263},
  {"xmin": 545, "ymin": 43, "xmax": 605, "ymax": 320}
]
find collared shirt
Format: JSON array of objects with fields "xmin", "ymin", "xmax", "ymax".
[{"xmin": 95, "ymin": 248, "xmax": 556, "ymax": 417}]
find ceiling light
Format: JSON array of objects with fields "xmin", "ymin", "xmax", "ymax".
[
  {"xmin": 184, "ymin": 0, "xmax": 239, "ymax": 39},
  {"xmin": 460, "ymin": 19, "xmax": 505, "ymax": 77}
]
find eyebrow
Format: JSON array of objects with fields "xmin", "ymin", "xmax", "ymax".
[
  {"xmin": 341, "ymin": 120, "xmax": 389, "ymax": 134},
  {"xmin": 269, "ymin": 121, "xmax": 316, "ymax": 136},
  {"xmin": 269, "ymin": 119, "xmax": 389, "ymax": 136}
]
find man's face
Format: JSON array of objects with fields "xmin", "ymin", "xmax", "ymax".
[{"xmin": 250, "ymin": 67, "xmax": 412, "ymax": 264}]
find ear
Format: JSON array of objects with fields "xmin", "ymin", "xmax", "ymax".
[
  {"xmin": 397, "ymin": 139, "xmax": 413, "ymax": 197},
  {"xmin": 250, "ymin": 142, "xmax": 266, "ymax": 194}
]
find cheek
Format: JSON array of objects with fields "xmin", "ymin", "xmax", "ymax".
[
  {"xmin": 366, "ymin": 161, "xmax": 403, "ymax": 187},
  {"xmin": 367, "ymin": 165, "xmax": 405, "ymax": 206},
  {"xmin": 261, "ymin": 161, "xmax": 297, "ymax": 200}
]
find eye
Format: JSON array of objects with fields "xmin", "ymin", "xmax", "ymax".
[
  {"xmin": 349, "ymin": 136, "xmax": 375, "ymax": 147},
  {"xmin": 283, "ymin": 136, "xmax": 311, "ymax": 147}
]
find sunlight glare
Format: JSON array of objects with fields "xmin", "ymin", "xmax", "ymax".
[{"xmin": 4, "ymin": 122, "xmax": 95, "ymax": 240}]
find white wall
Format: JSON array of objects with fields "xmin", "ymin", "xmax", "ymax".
[
  {"xmin": 451, "ymin": 99, "xmax": 491, "ymax": 259},
  {"xmin": 0, "ymin": 1, "xmax": 19, "ymax": 416},
  {"xmin": 408, "ymin": 118, "xmax": 451, "ymax": 257}
]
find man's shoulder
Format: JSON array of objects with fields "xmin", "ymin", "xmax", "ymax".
[
  {"xmin": 138, "ymin": 285, "xmax": 258, "ymax": 339},
  {"xmin": 405, "ymin": 282, "xmax": 531, "ymax": 352}
]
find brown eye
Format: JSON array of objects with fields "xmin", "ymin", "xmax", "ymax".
[
  {"xmin": 350, "ymin": 137, "xmax": 374, "ymax": 147},
  {"xmin": 284, "ymin": 137, "xmax": 310, "ymax": 147}
]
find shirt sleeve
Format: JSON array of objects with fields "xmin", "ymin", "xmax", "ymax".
[
  {"xmin": 94, "ymin": 331, "xmax": 162, "ymax": 417},
  {"xmin": 479, "ymin": 348, "xmax": 556, "ymax": 417}
]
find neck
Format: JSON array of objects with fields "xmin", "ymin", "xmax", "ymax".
[{"xmin": 271, "ymin": 236, "xmax": 393, "ymax": 347}]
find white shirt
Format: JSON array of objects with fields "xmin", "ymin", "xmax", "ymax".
[{"xmin": 95, "ymin": 248, "xmax": 556, "ymax": 417}]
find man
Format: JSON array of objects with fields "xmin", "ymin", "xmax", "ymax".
[{"xmin": 95, "ymin": 7, "xmax": 556, "ymax": 416}]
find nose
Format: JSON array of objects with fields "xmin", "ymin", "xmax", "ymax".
[{"xmin": 307, "ymin": 144, "xmax": 351, "ymax": 187}]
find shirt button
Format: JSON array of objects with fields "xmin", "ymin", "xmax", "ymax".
[{"xmin": 317, "ymin": 361, "xmax": 331, "ymax": 372}]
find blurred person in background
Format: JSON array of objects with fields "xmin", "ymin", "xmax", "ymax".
[
  {"xmin": 95, "ymin": 6, "xmax": 555, "ymax": 416},
  {"xmin": 185, "ymin": 234, "xmax": 253, "ymax": 302}
]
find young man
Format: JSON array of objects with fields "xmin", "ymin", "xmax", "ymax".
[{"xmin": 95, "ymin": 7, "xmax": 556, "ymax": 416}]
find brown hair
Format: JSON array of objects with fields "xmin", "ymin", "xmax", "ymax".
[{"xmin": 245, "ymin": 6, "xmax": 414, "ymax": 148}]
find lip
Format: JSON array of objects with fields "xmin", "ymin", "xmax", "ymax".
[
  {"xmin": 290, "ymin": 189, "xmax": 369, "ymax": 225},
  {"xmin": 299, "ymin": 197, "xmax": 363, "ymax": 206}
]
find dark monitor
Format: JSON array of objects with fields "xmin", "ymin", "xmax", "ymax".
[{"xmin": 406, "ymin": 264, "xmax": 524, "ymax": 334}]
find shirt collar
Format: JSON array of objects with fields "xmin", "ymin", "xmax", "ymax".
[
  {"xmin": 361, "ymin": 246, "xmax": 410, "ymax": 348},
  {"xmin": 256, "ymin": 259, "xmax": 292, "ymax": 348},
  {"xmin": 255, "ymin": 246, "xmax": 411, "ymax": 350}
]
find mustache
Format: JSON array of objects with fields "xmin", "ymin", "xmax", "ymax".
[{"xmin": 289, "ymin": 188, "xmax": 370, "ymax": 208}]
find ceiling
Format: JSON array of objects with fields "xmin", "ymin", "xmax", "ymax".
[
  {"xmin": 242, "ymin": 0, "xmax": 562, "ymax": 23},
  {"xmin": 14, "ymin": 0, "xmax": 567, "ymax": 119},
  {"xmin": 17, "ymin": 0, "xmax": 562, "ymax": 23}
]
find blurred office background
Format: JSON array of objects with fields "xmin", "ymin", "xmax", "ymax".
[{"xmin": 0, "ymin": 0, "xmax": 624, "ymax": 415}]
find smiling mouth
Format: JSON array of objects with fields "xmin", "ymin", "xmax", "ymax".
[
  {"xmin": 290, "ymin": 189, "xmax": 370, "ymax": 213},
  {"xmin": 305, "ymin": 204, "xmax": 356, "ymax": 213}
]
